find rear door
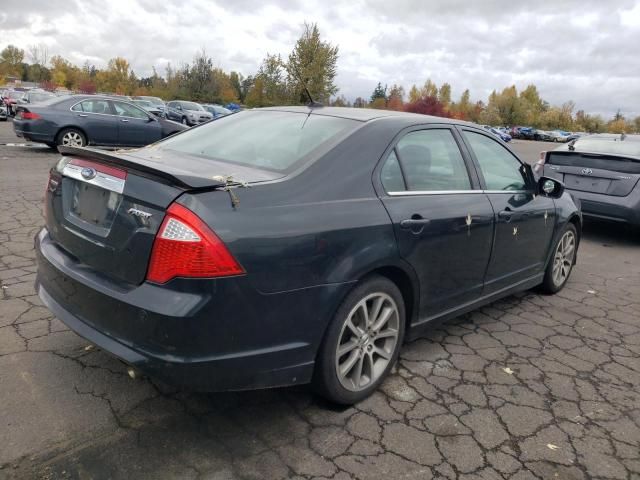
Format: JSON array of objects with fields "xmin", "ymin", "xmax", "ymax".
[
  {"xmin": 112, "ymin": 101, "xmax": 162, "ymax": 146},
  {"xmin": 460, "ymin": 128, "xmax": 556, "ymax": 293},
  {"xmin": 377, "ymin": 126, "xmax": 495, "ymax": 319},
  {"xmin": 70, "ymin": 99, "xmax": 119, "ymax": 145}
]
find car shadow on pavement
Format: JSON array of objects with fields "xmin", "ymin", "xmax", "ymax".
[{"xmin": 581, "ymin": 218, "xmax": 639, "ymax": 247}]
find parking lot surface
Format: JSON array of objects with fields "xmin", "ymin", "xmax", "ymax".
[{"xmin": 1, "ymin": 123, "xmax": 639, "ymax": 480}]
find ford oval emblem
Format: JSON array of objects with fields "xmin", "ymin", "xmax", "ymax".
[
  {"xmin": 581, "ymin": 168, "xmax": 593, "ymax": 175},
  {"xmin": 81, "ymin": 167, "xmax": 97, "ymax": 180}
]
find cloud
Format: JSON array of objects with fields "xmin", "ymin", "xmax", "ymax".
[{"xmin": 2, "ymin": 0, "xmax": 638, "ymax": 117}]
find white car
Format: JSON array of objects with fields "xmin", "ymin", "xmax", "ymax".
[{"xmin": 549, "ymin": 130, "xmax": 570, "ymax": 142}]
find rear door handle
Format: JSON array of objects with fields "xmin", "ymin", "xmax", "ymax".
[
  {"xmin": 400, "ymin": 216, "xmax": 431, "ymax": 234},
  {"xmin": 77, "ymin": 114, "xmax": 88, "ymax": 117},
  {"xmin": 120, "ymin": 119, "xmax": 129, "ymax": 123},
  {"xmin": 400, "ymin": 218, "xmax": 431, "ymax": 228}
]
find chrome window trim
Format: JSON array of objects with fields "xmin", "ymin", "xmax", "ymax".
[
  {"xmin": 62, "ymin": 164, "xmax": 125, "ymax": 194},
  {"xmin": 387, "ymin": 189, "xmax": 530, "ymax": 196},
  {"xmin": 69, "ymin": 99, "xmax": 114, "ymax": 117}
]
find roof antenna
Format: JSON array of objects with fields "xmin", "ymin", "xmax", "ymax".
[{"xmin": 291, "ymin": 55, "xmax": 323, "ymax": 109}]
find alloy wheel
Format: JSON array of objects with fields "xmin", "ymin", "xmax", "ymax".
[
  {"xmin": 335, "ymin": 292, "xmax": 400, "ymax": 392},
  {"xmin": 61, "ymin": 131, "xmax": 84, "ymax": 147},
  {"xmin": 552, "ymin": 230, "xmax": 575, "ymax": 287}
]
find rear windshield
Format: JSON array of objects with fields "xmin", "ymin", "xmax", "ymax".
[
  {"xmin": 158, "ymin": 110, "xmax": 360, "ymax": 172},
  {"xmin": 548, "ymin": 152, "xmax": 640, "ymax": 174},
  {"xmin": 572, "ymin": 137, "xmax": 640, "ymax": 157}
]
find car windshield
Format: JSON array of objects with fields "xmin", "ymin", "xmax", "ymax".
[
  {"xmin": 573, "ymin": 136, "xmax": 640, "ymax": 157},
  {"xmin": 157, "ymin": 110, "xmax": 360, "ymax": 172},
  {"xmin": 140, "ymin": 97, "xmax": 164, "ymax": 106},
  {"xmin": 7, "ymin": 91, "xmax": 24, "ymax": 99},
  {"xmin": 180, "ymin": 102, "xmax": 203, "ymax": 111}
]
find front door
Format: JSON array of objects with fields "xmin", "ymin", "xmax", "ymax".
[
  {"xmin": 377, "ymin": 127, "xmax": 495, "ymax": 319},
  {"xmin": 112, "ymin": 101, "xmax": 162, "ymax": 147},
  {"xmin": 459, "ymin": 129, "xmax": 556, "ymax": 293}
]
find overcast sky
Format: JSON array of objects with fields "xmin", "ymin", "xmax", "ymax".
[{"xmin": 2, "ymin": 0, "xmax": 639, "ymax": 117}]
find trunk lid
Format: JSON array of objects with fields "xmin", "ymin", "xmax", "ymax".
[
  {"xmin": 47, "ymin": 147, "xmax": 279, "ymax": 285},
  {"xmin": 545, "ymin": 151, "xmax": 640, "ymax": 197}
]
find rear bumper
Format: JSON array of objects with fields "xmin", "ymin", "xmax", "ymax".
[
  {"xmin": 35, "ymin": 228, "xmax": 350, "ymax": 391},
  {"xmin": 567, "ymin": 187, "xmax": 640, "ymax": 226},
  {"xmin": 12, "ymin": 120, "xmax": 55, "ymax": 143}
]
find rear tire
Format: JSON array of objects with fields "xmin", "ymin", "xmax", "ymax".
[
  {"xmin": 539, "ymin": 224, "xmax": 578, "ymax": 294},
  {"xmin": 313, "ymin": 275, "xmax": 405, "ymax": 405},
  {"xmin": 57, "ymin": 128, "xmax": 86, "ymax": 147}
]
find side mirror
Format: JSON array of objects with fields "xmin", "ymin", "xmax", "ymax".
[
  {"xmin": 538, "ymin": 176, "xmax": 564, "ymax": 198},
  {"xmin": 176, "ymin": 105, "xmax": 182, "ymax": 110}
]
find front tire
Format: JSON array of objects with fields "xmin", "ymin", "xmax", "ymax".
[
  {"xmin": 181, "ymin": 117, "xmax": 189, "ymax": 126},
  {"xmin": 313, "ymin": 275, "xmax": 405, "ymax": 405},
  {"xmin": 539, "ymin": 224, "xmax": 578, "ymax": 294},
  {"xmin": 57, "ymin": 128, "xmax": 86, "ymax": 147}
]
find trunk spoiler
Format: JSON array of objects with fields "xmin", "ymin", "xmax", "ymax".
[{"xmin": 58, "ymin": 146, "xmax": 281, "ymax": 190}]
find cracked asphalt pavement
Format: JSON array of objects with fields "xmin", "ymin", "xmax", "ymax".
[{"xmin": 0, "ymin": 124, "xmax": 639, "ymax": 480}]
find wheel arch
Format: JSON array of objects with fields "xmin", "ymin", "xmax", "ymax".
[{"xmin": 56, "ymin": 125, "xmax": 89, "ymax": 145}]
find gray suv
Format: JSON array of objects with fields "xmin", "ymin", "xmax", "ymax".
[
  {"xmin": 538, "ymin": 134, "xmax": 640, "ymax": 228},
  {"xmin": 165, "ymin": 101, "xmax": 213, "ymax": 126}
]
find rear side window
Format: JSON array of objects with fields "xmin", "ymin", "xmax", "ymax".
[
  {"xmin": 381, "ymin": 150, "xmax": 405, "ymax": 192},
  {"xmin": 72, "ymin": 100, "xmax": 111, "ymax": 114},
  {"xmin": 382, "ymin": 129, "xmax": 471, "ymax": 192},
  {"xmin": 463, "ymin": 131, "xmax": 528, "ymax": 191},
  {"xmin": 158, "ymin": 110, "xmax": 359, "ymax": 173}
]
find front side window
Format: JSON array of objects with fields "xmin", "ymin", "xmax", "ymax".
[
  {"xmin": 462, "ymin": 131, "xmax": 528, "ymax": 191},
  {"xmin": 382, "ymin": 129, "xmax": 471, "ymax": 192},
  {"xmin": 113, "ymin": 101, "xmax": 149, "ymax": 119}
]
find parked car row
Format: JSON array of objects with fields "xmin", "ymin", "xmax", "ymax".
[{"xmin": 507, "ymin": 126, "xmax": 587, "ymax": 142}]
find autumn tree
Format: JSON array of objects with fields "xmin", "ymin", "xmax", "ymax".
[
  {"xmin": 386, "ymin": 84, "xmax": 405, "ymax": 111},
  {"xmin": 286, "ymin": 22, "xmax": 339, "ymax": 103},
  {"xmin": 0, "ymin": 45, "xmax": 25, "ymax": 79}
]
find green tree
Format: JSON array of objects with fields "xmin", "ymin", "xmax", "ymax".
[
  {"xmin": 286, "ymin": 22, "xmax": 339, "ymax": 104},
  {"xmin": 370, "ymin": 82, "xmax": 387, "ymax": 102}
]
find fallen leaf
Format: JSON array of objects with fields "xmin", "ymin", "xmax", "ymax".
[
  {"xmin": 502, "ymin": 367, "xmax": 514, "ymax": 375},
  {"xmin": 84, "ymin": 345, "xmax": 94, "ymax": 351},
  {"xmin": 547, "ymin": 443, "xmax": 559, "ymax": 450}
]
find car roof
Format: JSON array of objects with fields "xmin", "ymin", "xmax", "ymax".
[
  {"xmin": 258, "ymin": 106, "xmax": 476, "ymax": 126},
  {"xmin": 554, "ymin": 133, "xmax": 640, "ymax": 158}
]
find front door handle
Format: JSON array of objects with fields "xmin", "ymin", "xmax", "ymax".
[
  {"xmin": 77, "ymin": 114, "xmax": 88, "ymax": 117},
  {"xmin": 120, "ymin": 118, "xmax": 129, "ymax": 123}
]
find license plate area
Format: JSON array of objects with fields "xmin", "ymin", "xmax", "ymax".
[
  {"xmin": 564, "ymin": 174, "xmax": 611, "ymax": 194},
  {"xmin": 62, "ymin": 180, "xmax": 122, "ymax": 237}
]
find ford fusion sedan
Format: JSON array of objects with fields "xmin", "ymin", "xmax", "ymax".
[
  {"xmin": 13, "ymin": 95, "xmax": 188, "ymax": 148},
  {"xmin": 165, "ymin": 100, "xmax": 213, "ymax": 125},
  {"xmin": 36, "ymin": 107, "xmax": 581, "ymax": 404},
  {"xmin": 539, "ymin": 133, "xmax": 640, "ymax": 228}
]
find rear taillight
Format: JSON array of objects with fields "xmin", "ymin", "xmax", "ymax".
[
  {"xmin": 534, "ymin": 151, "xmax": 546, "ymax": 174},
  {"xmin": 21, "ymin": 112, "xmax": 41, "ymax": 120},
  {"xmin": 146, "ymin": 203, "xmax": 244, "ymax": 284}
]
